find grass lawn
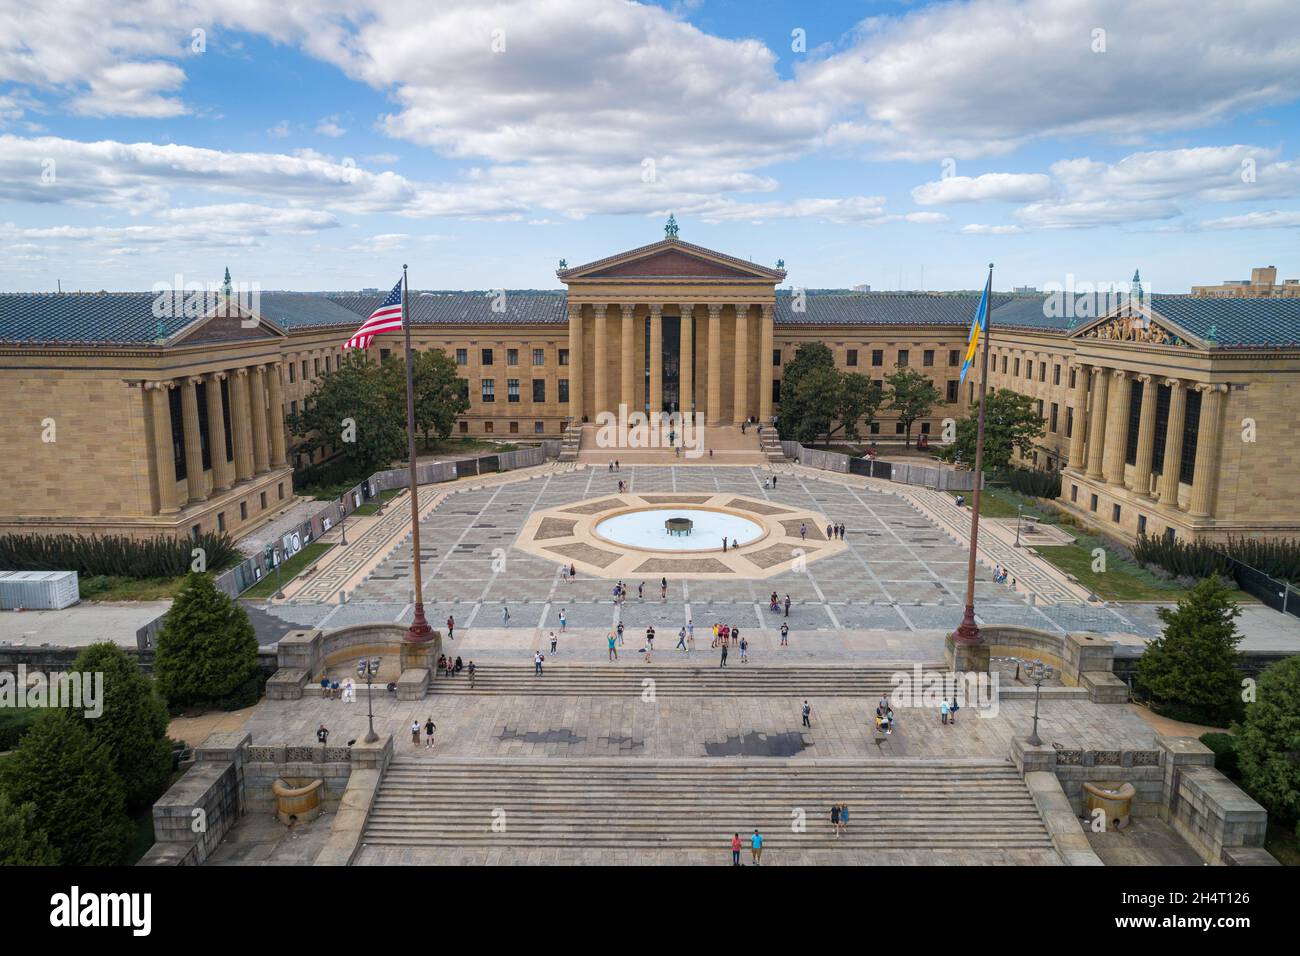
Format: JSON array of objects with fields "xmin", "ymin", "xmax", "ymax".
[
  {"xmin": 1034, "ymin": 543, "xmax": 1183, "ymax": 601},
  {"xmin": 241, "ymin": 542, "xmax": 334, "ymax": 600},
  {"xmin": 949, "ymin": 489, "xmax": 1021, "ymax": 518},
  {"xmin": 415, "ymin": 436, "xmax": 522, "ymax": 456},
  {"xmin": 350, "ymin": 488, "xmax": 401, "ymax": 516},
  {"xmin": 78, "ymin": 575, "xmax": 188, "ymax": 602}
]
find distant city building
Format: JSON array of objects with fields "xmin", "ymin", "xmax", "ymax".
[
  {"xmin": 1013, "ymin": 285, "xmax": 1038, "ymax": 294},
  {"xmin": 852, "ymin": 284, "xmax": 871, "ymax": 292},
  {"xmin": 1192, "ymin": 266, "xmax": 1299, "ymax": 298}
]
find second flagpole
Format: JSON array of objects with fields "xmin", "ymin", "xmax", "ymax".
[{"xmin": 402, "ymin": 262, "xmax": 433, "ymax": 643}]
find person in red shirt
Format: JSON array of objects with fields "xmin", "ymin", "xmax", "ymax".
[{"xmin": 730, "ymin": 833, "xmax": 742, "ymax": 866}]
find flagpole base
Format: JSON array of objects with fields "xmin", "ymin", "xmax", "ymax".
[
  {"xmin": 406, "ymin": 602, "xmax": 434, "ymax": 643},
  {"xmin": 946, "ymin": 606, "xmax": 989, "ymax": 674}
]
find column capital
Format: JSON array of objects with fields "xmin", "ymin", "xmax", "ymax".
[
  {"xmin": 1136, "ymin": 372, "xmax": 1154, "ymax": 385},
  {"xmin": 761, "ymin": 302, "xmax": 775, "ymax": 319},
  {"xmin": 706, "ymin": 303, "xmax": 722, "ymax": 317},
  {"xmin": 1195, "ymin": 381, "xmax": 1228, "ymax": 395},
  {"xmin": 648, "ymin": 303, "xmax": 662, "ymax": 317},
  {"xmin": 678, "ymin": 303, "xmax": 694, "ymax": 316},
  {"xmin": 235, "ymin": 367, "xmax": 250, "ymax": 378},
  {"xmin": 1090, "ymin": 366, "xmax": 1107, "ymax": 380},
  {"xmin": 143, "ymin": 379, "xmax": 175, "ymax": 391},
  {"xmin": 733, "ymin": 303, "xmax": 750, "ymax": 315},
  {"xmin": 186, "ymin": 375, "xmax": 204, "ymax": 386},
  {"xmin": 204, "ymin": 370, "xmax": 228, "ymax": 382},
  {"xmin": 1110, "ymin": 367, "xmax": 1129, "ymax": 380},
  {"xmin": 566, "ymin": 302, "xmax": 584, "ymax": 319},
  {"xmin": 1163, "ymin": 376, "xmax": 1185, "ymax": 390},
  {"xmin": 619, "ymin": 303, "xmax": 636, "ymax": 318}
]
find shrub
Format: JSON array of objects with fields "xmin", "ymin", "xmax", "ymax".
[
  {"xmin": 0, "ymin": 710, "xmax": 134, "ymax": 865},
  {"xmin": 0, "ymin": 532, "xmax": 238, "ymax": 580},
  {"xmin": 1233, "ymin": 656, "xmax": 1300, "ymax": 826},
  {"xmin": 1199, "ymin": 732, "xmax": 1241, "ymax": 781},
  {"xmin": 998, "ymin": 467, "xmax": 1061, "ymax": 499},
  {"xmin": 0, "ymin": 791, "xmax": 58, "ymax": 866},
  {"xmin": 154, "ymin": 573, "xmax": 259, "ymax": 710},
  {"xmin": 1131, "ymin": 534, "xmax": 1232, "ymax": 580},
  {"xmin": 0, "ymin": 710, "xmax": 43, "ymax": 752},
  {"xmin": 1137, "ymin": 578, "xmax": 1243, "ymax": 726}
]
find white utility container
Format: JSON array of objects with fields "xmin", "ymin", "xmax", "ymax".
[{"xmin": 0, "ymin": 570, "xmax": 80, "ymax": 610}]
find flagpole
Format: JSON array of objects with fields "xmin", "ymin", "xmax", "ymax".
[
  {"xmin": 402, "ymin": 263, "xmax": 433, "ymax": 643},
  {"xmin": 952, "ymin": 263, "xmax": 994, "ymax": 651}
]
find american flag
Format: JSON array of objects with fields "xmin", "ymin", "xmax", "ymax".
[{"xmin": 343, "ymin": 278, "xmax": 404, "ymax": 350}]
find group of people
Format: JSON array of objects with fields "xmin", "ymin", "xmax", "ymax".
[
  {"xmin": 825, "ymin": 522, "xmax": 846, "ymax": 539},
  {"xmin": 437, "ymin": 654, "xmax": 473, "ymax": 682},
  {"xmin": 830, "ymin": 802, "xmax": 851, "ymax": 836},
  {"xmin": 411, "ymin": 716, "xmax": 437, "ymax": 748},
  {"xmin": 606, "ymin": 460, "xmax": 622, "ymax": 472},
  {"xmin": 991, "ymin": 565, "xmax": 1011, "ymax": 584},
  {"xmin": 729, "ymin": 830, "xmax": 764, "ymax": 865},
  {"xmin": 768, "ymin": 592, "xmax": 792, "ymax": 617},
  {"xmin": 318, "ymin": 676, "xmax": 356, "ymax": 702},
  {"xmin": 559, "ymin": 563, "xmax": 578, "ymax": 582},
  {"xmin": 874, "ymin": 694, "xmax": 896, "ymax": 735}
]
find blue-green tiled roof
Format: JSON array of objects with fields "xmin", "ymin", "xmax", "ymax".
[{"xmin": 1147, "ymin": 295, "xmax": 1300, "ymax": 348}]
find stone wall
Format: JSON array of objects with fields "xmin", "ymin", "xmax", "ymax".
[{"xmin": 138, "ymin": 731, "xmax": 249, "ymax": 866}]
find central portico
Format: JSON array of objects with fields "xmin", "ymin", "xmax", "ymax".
[{"xmin": 558, "ymin": 223, "xmax": 785, "ymax": 425}]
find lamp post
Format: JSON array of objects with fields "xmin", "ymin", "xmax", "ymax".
[
  {"xmin": 339, "ymin": 497, "xmax": 348, "ymax": 546},
  {"xmin": 357, "ymin": 656, "xmax": 381, "ymax": 744},
  {"xmin": 273, "ymin": 546, "xmax": 284, "ymax": 599},
  {"xmin": 1025, "ymin": 659, "xmax": 1054, "ymax": 746},
  {"xmin": 1014, "ymin": 503, "xmax": 1024, "ymax": 548}
]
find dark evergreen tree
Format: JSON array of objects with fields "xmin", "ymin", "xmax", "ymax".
[
  {"xmin": 1137, "ymin": 578, "xmax": 1243, "ymax": 723},
  {"xmin": 154, "ymin": 572, "xmax": 259, "ymax": 708},
  {"xmin": 0, "ymin": 791, "xmax": 58, "ymax": 866},
  {"xmin": 1234, "ymin": 655, "xmax": 1300, "ymax": 825}
]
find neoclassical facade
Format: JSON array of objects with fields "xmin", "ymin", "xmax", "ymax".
[{"xmin": 2, "ymin": 232, "xmax": 1298, "ymax": 544}]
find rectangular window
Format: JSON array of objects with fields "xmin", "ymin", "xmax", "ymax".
[
  {"xmin": 1090, "ymin": 493, "xmax": 1098, "ymax": 512},
  {"xmin": 1124, "ymin": 378, "xmax": 1144, "ymax": 466},
  {"xmin": 302, "ymin": 360, "xmax": 309, "ymax": 381},
  {"xmin": 558, "ymin": 348, "xmax": 569, "ymax": 366},
  {"xmin": 1053, "ymin": 364, "xmax": 1060, "ymax": 385},
  {"xmin": 1026, "ymin": 360, "xmax": 1033, "ymax": 379},
  {"xmin": 532, "ymin": 379, "xmax": 546, "ymax": 403},
  {"xmin": 314, "ymin": 358, "xmax": 321, "ymax": 376},
  {"xmin": 1013, "ymin": 358, "xmax": 1020, "ymax": 376},
  {"xmin": 217, "ymin": 512, "xmax": 225, "ymax": 532},
  {"xmin": 240, "ymin": 501, "xmax": 248, "ymax": 520},
  {"xmin": 896, "ymin": 349, "xmax": 909, "ymax": 367},
  {"xmin": 509, "ymin": 421, "xmax": 519, "ymax": 434},
  {"xmin": 458, "ymin": 379, "xmax": 469, "ymax": 402},
  {"xmin": 532, "ymin": 348, "xmax": 545, "ymax": 366},
  {"xmin": 921, "ymin": 421, "xmax": 931, "ymax": 434},
  {"xmin": 220, "ymin": 378, "xmax": 233, "ymax": 463},
  {"xmin": 1070, "ymin": 484, "xmax": 1078, "ymax": 503},
  {"xmin": 459, "ymin": 421, "xmax": 468, "ymax": 434},
  {"xmin": 259, "ymin": 491, "xmax": 267, "ymax": 510},
  {"xmin": 278, "ymin": 482, "xmax": 284, "ymax": 500},
  {"xmin": 946, "ymin": 380, "xmax": 958, "ymax": 403},
  {"xmin": 291, "ymin": 400, "xmax": 298, "ymax": 417},
  {"xmin": 1179, "ymin": 388, "xmax": 1202, "ymax": 485},
  {"xmin": 1112, "ymin": 503, "xmax": 1122, "ymax": 522},
  {"xmin": 871, "ymin": 349, "xmax": 883, "ymax": 367},
  {"xmin": 507, "ymin": 379, "xmax": 520, "ymax": 403},
  {"xmin": 507, "ymin": 349, "xmax": 519, "ymax": 366},
  {"xmin": 948, "ymin": 349, "xmax": 959, "ymax": 367},
  {"xmin": 1066, "ymin": 406, "xmax": 1074, "ymax": 439},
  {"xmin": 869, "ymin": 422, "xmax": 880, "ymax": 434},
  {"xmin": 1165, "ymin": 526, "xmax": 1176, "ymax": 542},
  {"xmin": 288, "ymin": 363, "xmax": 296, "ymax": 383},
  {"xmin": 923, "ymin": 349, "xmax": 934, "ymax": 367},
  {"xmin": 484, "ymin": 421, "xmax": 494, "ymax": 434},
  {"xmin": 895, "ymin": 422, "xmax": 905, "ymax": 434},
  {"xmin": 456, "ymin": 348, "xmax": 468, "ymax": 365},
  {"xmin": 168, "ymin": 387, "xmax": 186, "ymax": 481},
  {"xmin": 846, "ymin": 349, "xmax": 858, "ymax": 367},
  {"xmin": 1039, "ymin": 363, "xmax": 1046, "ymax": 383},
  {"xmin": 1050, "ymin": 403, "xmax": 1059, "ymax": 433},
  {"xmin": 1138, "ymin": 515, "xmax": 1147, "ymax": 536},
  {"xmin": 1151, "ymin": 383, "xmax": 1171, "ymax": 476},
  {"xmin": 481, "ymin": 379, "xmax": 495, "ymax": 402},
  {"xmin": 772, "ymin": 379, "xmax": 781, "ymax": 403},
  {"xmin": 379, "ymin": 348, "xmax": 391, "ymax": 362},
  {"xmin": 1069, "ymin": 367, "xmax": 1076, "ymax": 389},
  {"xmin": 772, "ymin": 349, "xmax": 781, "ymax": 367},
  {"xmin": 481, "ymin": 348, "xmax": 494, "ymax": 366},
  {"xmin": 558, "ymin": 379, "xmax": 569, "ymax": 403},
  {"xmin": 534, "ymin": 421, "xmax": 545, "ymax": 434},
  {"xmin": 1037, "ymin": 399, "xmax": 1044, "ymax": 418}
]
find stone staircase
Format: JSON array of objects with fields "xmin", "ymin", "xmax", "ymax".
[
  {"xmin": 361, "ymin": 756, "xmax": 1056, "ymax": 852},
  {"xmin": 430, "ymin": 662, "xmax": 941, "ymax": 696},
  {"xmin": 558, "ymin": 420, "xmax": 582, "ymax": 462},
  {"xmin": 758, "ymin": 428, "xmax": 785, "ymax": 463}
]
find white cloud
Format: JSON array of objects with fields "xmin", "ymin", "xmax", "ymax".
[
  {"xmin": 1014, "ymin": 198, "xmax": 1181, "ymax": 229},
  {"xmin": 912, "ymin": 173, "xmax": 1053, "ymax": 205},
  {"xmin": 960, "ymin": 224, "xmax": 1024, "ymax": 235},
  {"xmin": 1199, "ymin": 210, "xmax": 1300, "ymax": 230},
  {"xmin": 315, "ymin": 116, "xmax": 346, "ymax": 137}
]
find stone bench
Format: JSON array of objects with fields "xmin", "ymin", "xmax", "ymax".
[{"xmin": 265, "ymin": 667, "xmax": 309, "ymax": 701}]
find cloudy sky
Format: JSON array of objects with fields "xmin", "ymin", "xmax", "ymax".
[{"xmin": 1, "ymin": 0, "xmax": 1297, "ymax": 293}]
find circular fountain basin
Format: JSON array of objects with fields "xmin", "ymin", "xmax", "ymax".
[{"xmin": 594, "ymin": 507, "xmax": 765, "ymax": 552}]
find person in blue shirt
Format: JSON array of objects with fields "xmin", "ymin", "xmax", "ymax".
[{"xmin": 750, "ymin": 829, "xmax": 763, "ymax": 865}]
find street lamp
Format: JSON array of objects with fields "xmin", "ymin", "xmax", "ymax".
[
  {"xmin": 1014, "ymin": 503, "xmax": 1024, "ymax": 548},
  {"xmin": 357, "ymin": 656, "xmax": 382, "ymax": 744},
  {"xmin": 339, "ymin": 497, "xmax": 348, "ymax": 546},
  {"xmin": 1025, "ymin": 658, "xmax": 1055, "ymax": 746},
  {"xmin": 273, "ymin": 546, "xmax": 284, "ymax": 599}
]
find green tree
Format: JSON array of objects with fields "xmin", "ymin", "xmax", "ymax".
[
  {"xmin": 941, "ymin": 388, "xmax": 1047, "ymax": 471},
  {"xmin": 1233, "ymin": 656, "xmax": 1300, "ymax": 825},
  {"xmin": 0, "ymin": 710, "xmax": 133, "ymax": 866},
  {"xmin": 776, "ymin": 344, "xmax": 882, "ymax": 445},
  {"xmin": 287, "ymin": 351, "xmax": 406, "ymax": 475},
  {"xmin": 382, "ymin": 348, "xmax": 469, "ymax": 449},
  {"xmin": 0, "ymin": 791, "xmax": 58, "ymax": 866},
  {"xmin": 69, "ymin": 642, "xmax": 174, "ymax": 810},
  {"xmin": 1137, "ymin": 578, "xmax": 1244, "ymax": 724},
  {"xmin": 885, "ymin": 367, "xmax": 941, "ymax": 447},
  {"xmin": 154, "ymin": 572, "xmax": 259, "ymax": 709}
]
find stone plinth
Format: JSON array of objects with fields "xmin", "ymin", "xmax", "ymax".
[{"xmin": 945, "ymin": 633, "xmax": 990, "ymax": 674}]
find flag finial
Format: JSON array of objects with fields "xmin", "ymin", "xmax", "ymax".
[{"xmin": 664, "ymin": 214, "xmax": 679, "ymax": 238}]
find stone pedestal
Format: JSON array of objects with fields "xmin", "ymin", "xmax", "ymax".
[
  {"xmin": 400, "ymin": 632, "xmax": 441, "ymax": 674},
  {"xmin": 945, "ymin": 632, "xmax": 990, "ymax": 674}
]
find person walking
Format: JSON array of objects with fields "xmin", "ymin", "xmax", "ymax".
[
  {"xmin": 831, "ymin": 803, "xmax": 840, "ymax": 838},
  {"xmin": 607, "ymin": 632, "xmax": 618, "ymax": 661},
  {"xmin": 722, "ymin": 537, "xmax": 728, "ymax": 553},
  {"xmin": 534, "ymin": 650, "xmax": 545, "ymax": 677},
  {"xmin": 423, "ymin": 717, "xmax": 436, "ymax": 748},
  {"xmin": 559, "ymin": 608, "xmax": 567, "ymax": 632},
  {"xmin": 569, "ymin": 563, "xmax": 577, "ymax": 580},
  {"xmin": 637, "ymin": 581, "xmax": 644, "ymax": 600},
  {"xmin": 801, "ymin": 700, "xmax": 811, "ymax": 728},
  {"xmin": 750, "ymin": 829, "xmax": 763, "ymax": 865},
  {"xmin": 410, "ymin": 719, "xmax": 420, "ymax": 747},
  {"xmin": 731, "ymin": 832, "xmax": 742, "ymax": 866},
  {"xmin": 316, "ymin": 724, "xmax": 329, "ymax": 747},
  {"xmin": 549, "ymin": 631, "xmax": 558, "ymax": 655},
  {"xmin": 446, "ymin": 614, "xmax": 455, "ymax": 640},
  {"xmin": 720, "ymin": 642, "xmax": 728, "ymax": 668},
  {"xmin": 949, "ymin": 696, "xmax": 959, "ymax": 725},
  {"xmin": 616, "ymin": 621, "xmax": 625, "ymax": 646},
  {"xmin": 783, "ymin": 595, "xmax": 791, "ymax": 617},
  {"xmin": 839, "ymin": 802, "xmax": 850, "ymax": 832},
  {"xmin": 561, "ymin": 563, "xmax": 569, "ymax": 583},
  {"xmin": 940, "ymin": 698, "xmax": 950, "ymax": 725},
  {"xmin": 687, "ymin": 619, "xmax": 695, "ymax": 651},
  {"xmin": 660, "ymin": 577, "xmax": 667, "ymax": 600},
  {"xmin": 467, "ymin": 660, "xmax": 476, "ymax": 689},
  {"xmin": 676, "ymin": 627, "xmax": 687, "ymax": 652},
  {"xmin": 645, "ymin": 625, "xmax": 655, "ymax": 653},
  {"xmin": 780, "ymin": 622, "xmax": 789, "ymax": 646},
  {"xmin": 502, "ymin": 605, "xmax": 510, "ymax": 626},
  {"xmin": 739, "ymin": 635, "xmax": 748, "ymax": 662},
  {"xmin": 731, "ymin": 624, "xmax": 740, "ymax": 647},
  {"xmin": 800, "ymin": 522, "xmax": 807, "ymax": 541}
]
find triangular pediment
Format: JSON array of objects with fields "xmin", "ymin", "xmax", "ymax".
[
  {"xmin": 170, "ymin": 301, "xmax": 286, "ymax": 347},
  {"xmin": 1069, "ymin": 303, "xmax": 1201, "ymax": 349},
  {"xmin": 559, "ymin": 238, "xmax": 785, "ymax": 282}
]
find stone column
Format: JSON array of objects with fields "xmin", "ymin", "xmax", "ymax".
[
  {"xmin": 1067, "ymin": 362, "xmax": 1090, "ymax": 470},
  {"xmin": 147, "ymin": 381, "xmax": 181, "ymax": 514},
  {"xmin": 1131, "ymin": 374, "xmax": 1158, "ymax": 497},
  {"xmin": 593, "ymin": 303, "xmax": 608, "ymax": 417},
  {"xmin": 1085, "ymin": 366, "xmax": 1109, "ymax": 479},
  {"xmin": 648, "ymin": 305, "xmax": 663, "ymax": 416},
  {"xmin": 707, "ymin": 304, "xmax": 722, "ymax": 424},
  {"xmin": 679, "ymin": 304, "xmax": 694, "ymax": 415},
  {"xmin": 1189, "ymin": 383, "xmax": 1226, "ymax": 517},
  {"xmin": 180, "ymin": 376, "xmax": 207, "ymax": 504},
  {"xmin": 230, "ymin": 368, "xmax": 254, "ymax": 481},
  {"xmin": 250, "ymin": 366, "xmax": 270, "ymax": 474},
  {"xmin": 620, "ymin": 303, "xmax": 635, "ymax": 414},
  {"xmin": 567, "ymin": 302, "xmax": 584, "ymax": 421},
  {"xmin": 1158, "ymin": 378, "xmax": 1187, "ymax": 508},
  {"xmin": 266, "ymin": 362, "xmax": 287, "ymax": 467},
  {"xmin": 732, "ymin": 303, "xmax": 749, "ymax": 423},
  {"xmin": 205, "ymin": 372, "xmax": 234, "ymax": 492},
  {"xmin": 1102, "ymin": 369, "xmax": 1131, "ymax": 486},
  {"xmin": 759, "ymin": 303, "xmax": 775, "ymax": 423}
]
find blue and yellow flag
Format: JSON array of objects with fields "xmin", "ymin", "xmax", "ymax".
[{"xmin": 959, "ymin": 272, "xmax": 991, "ymax": 383}]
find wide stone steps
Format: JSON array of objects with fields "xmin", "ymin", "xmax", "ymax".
[
  {"xmin": 361, "ymin": 758, "xmax": 1053, "ymax": 850},
  {"xmin": 430, "ymin": 662, "xmax": 944, "ymax": 696}
]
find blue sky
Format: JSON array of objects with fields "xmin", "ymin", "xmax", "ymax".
[{"xmin": 1, "ymin": 0, "xmax": 1297, "ymax": 294}]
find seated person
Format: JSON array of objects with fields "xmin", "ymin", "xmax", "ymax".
[{"xmin": 454, "ymin": 656, "xmax": 464, "ymax": 673}]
